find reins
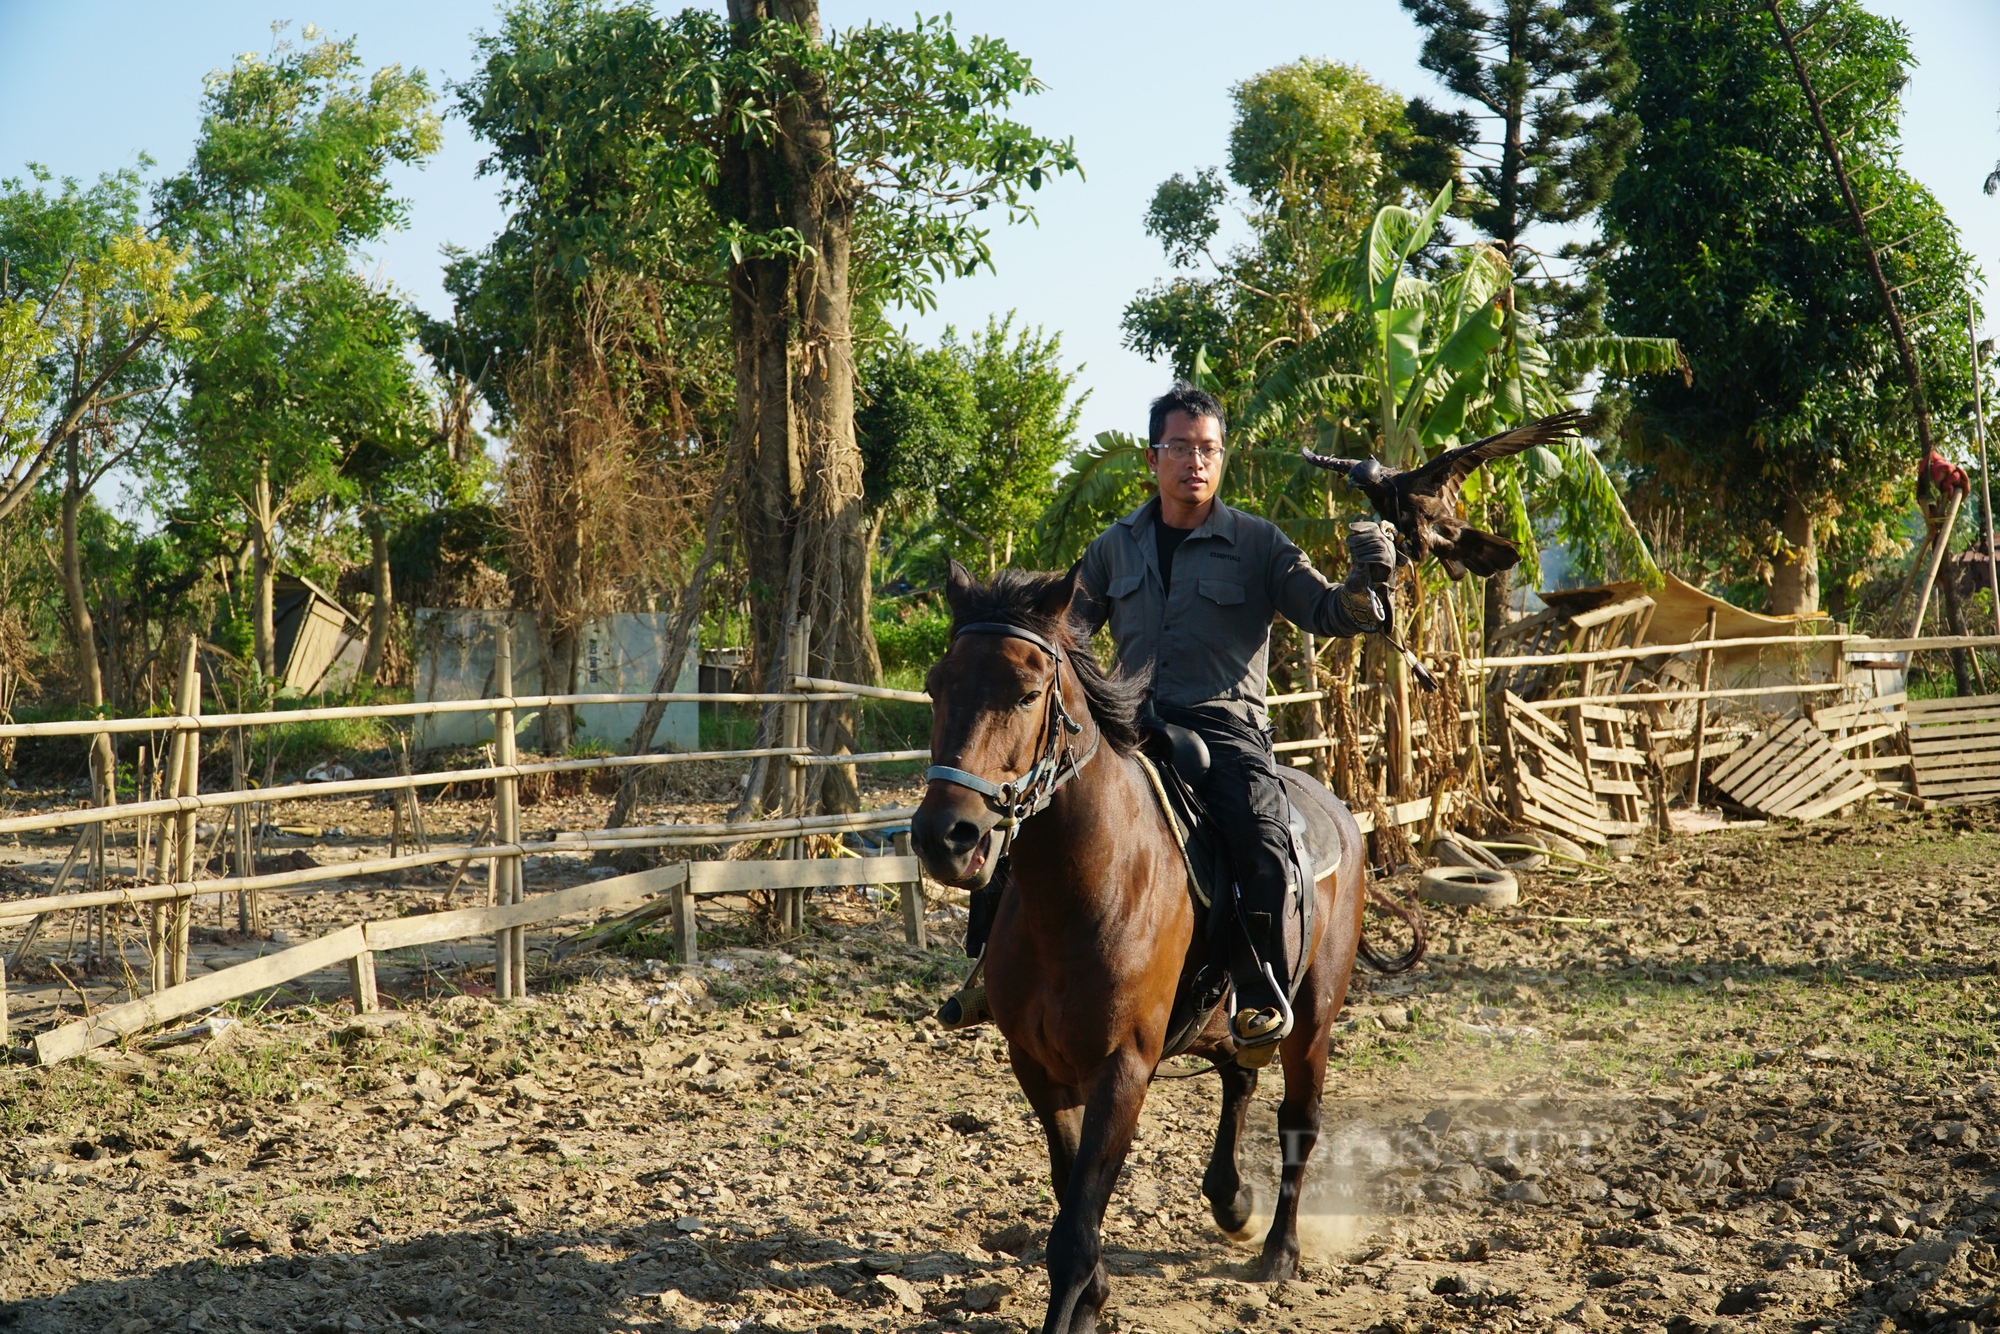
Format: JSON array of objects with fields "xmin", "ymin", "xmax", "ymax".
[{"xmin": 923, "ymin": 620, "xmax": 1101, "ymax": 858}]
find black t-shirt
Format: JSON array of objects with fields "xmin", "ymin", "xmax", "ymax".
[{"xmin": 1155, "ymin": 520, "xmax": 1195, "ymax": 595}]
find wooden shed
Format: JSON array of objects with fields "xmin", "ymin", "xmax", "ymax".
[{"xmin": 272, "ymin": 575, "xmax": 366, "ymax": 695}]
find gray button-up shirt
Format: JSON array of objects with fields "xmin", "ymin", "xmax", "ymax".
[{"xmin": 1075, "ymin": 496, "xmax": 1365, "ymax": 730}]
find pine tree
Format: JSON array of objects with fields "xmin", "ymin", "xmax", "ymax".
[{"xmin": 1400, "ymin": 0, "xmax": 1637, "ymax": 330}]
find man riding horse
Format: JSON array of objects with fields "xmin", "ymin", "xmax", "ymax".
[{"xmin": 938, "ymin": 381, "xmax": 1396, "ymax": 1061}]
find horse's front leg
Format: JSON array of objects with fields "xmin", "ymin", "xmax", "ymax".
[
  {"xmin": 1203, "ymin": 1058, "xmax": 1260, "ymax": 1236},
  {"xmin": 1041, "ymin": 1049, "xmax": 1149, "ymax": 1334},
  {"xmin": 1010, "ymin": 1044, "xmax": 1083, "ymax": 1200},
  {"xmin": 1258, "ymin": 999, "xmax": 1332, "ymax": 1280},
  {"xmin": 1258, "ymin": 864, "xmax": 1359, "ymax": 1280}
]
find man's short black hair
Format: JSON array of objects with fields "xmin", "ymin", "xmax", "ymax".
[{"xmin": 1148, "ymin": 381, "xmax": 1226, "ymax": 447}]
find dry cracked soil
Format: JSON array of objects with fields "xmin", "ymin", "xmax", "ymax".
[{"xmin": 3, "ymin": 800, "xmax": 2000, "ymax": 1334}]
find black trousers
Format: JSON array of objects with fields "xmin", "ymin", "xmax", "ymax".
[{"xmin": 1156, "ymin": 701, "xmax": 1292, "ymax": 983}]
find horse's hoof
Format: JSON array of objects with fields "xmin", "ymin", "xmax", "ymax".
[
  {"xmin": 1255, "ymin": 1246, "xmax": 1299, "ymax": 1284},
  {"xmin": 1210, "ymin": 1186, "xmax": 1256, "ymax": 1237}
]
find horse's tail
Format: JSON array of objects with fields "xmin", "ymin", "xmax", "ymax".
[{"xmin": 1358, "ymin": 884, "xmax": 1428, "ymax": 974}]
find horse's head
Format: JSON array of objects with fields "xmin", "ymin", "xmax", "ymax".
[{"xmin": 910, "ymin": 562, "xmax": 1085, "ymax": 888}]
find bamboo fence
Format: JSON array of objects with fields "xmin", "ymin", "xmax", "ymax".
[{"xmin": 4, "ymin": 616, "xmax": 1994, "ymax": 1064}]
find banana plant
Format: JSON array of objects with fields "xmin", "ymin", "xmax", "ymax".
[{"xmin": 1238, "ymin": 181, "xmax": 1684, "ymax": 588}]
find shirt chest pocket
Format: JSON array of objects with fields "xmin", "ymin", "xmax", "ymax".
[
  {"xmin": 1106, "ymin": 574, "xmax": 1143, "ymax": 599},
  {"xmin": 1196, "ymin": 579, "xmax": 1245, "ymax": 606}
]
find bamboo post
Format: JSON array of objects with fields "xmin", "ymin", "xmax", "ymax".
[
  {"xmin": 895, "ymin": 829, "xmax": 925, "ymax": 948},
  {"xmin": 1975, "ymin": 297, "xmax": 2000, "ymax": 636},
  {"xmin": 673, "ymin": 876, "xmax": 698, "ymax": 966},
  {"xmin": 231, "ymin": 727, "xmax": 254, "ymax": 933},
  {"xmin": 89, "ymin": 741, "xmax": 112, "ymax": 963},
  {"xmin": 170, "ymin": 675, "xmax": 201, "ymax": 987},
  {"xmin": 1389, "ymin": 650, "xmax": 1413, "ymax": 799},
  {"xmin": 349, "ymin": 949, "xmax": 379, "ymax": 1014},
  {"xmin": 492, "ymin": 621, "xmax": 520, "ymax": 999},
  {"xmin": 151, "ymin": 642, "xmax": 198, "ymax": 992},
  {"xmin": 1909, "ymin": 489, "xmax": 1964, "ymax": 639},
  {"xmin": 779, "ymin": 616, "xmax": 810, "ymax": 937},
  {"xmin": 1688, "ymin": 609, "xmax": 1719, "ymax": 805}
]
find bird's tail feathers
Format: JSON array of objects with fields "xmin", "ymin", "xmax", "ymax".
[{"xmin": 1452, "ymin": 527, "xmax": 1522, "ymax": 578}]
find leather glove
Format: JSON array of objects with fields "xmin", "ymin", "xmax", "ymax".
[{"xmin": 1337, "ymin": 520, "xmax": 1398, "ymax": 631}]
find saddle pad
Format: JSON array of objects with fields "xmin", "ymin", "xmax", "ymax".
[{"xmin": 1138, "ymin": 752, "xmax": 1212, "ymax": 907}]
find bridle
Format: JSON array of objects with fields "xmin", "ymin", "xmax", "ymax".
[{"xmin": 923, "ymin": 621, "xmax": 1100, "ymax": 855}]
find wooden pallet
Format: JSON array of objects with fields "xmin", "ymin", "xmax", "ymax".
[
  {"xmin": 1907, "ymin": 693, "xmax": 2000, "ymax": 805},
  {"xmin": 1501, "ymin": 691, "xmax": 1608, "ymax": 846},
  {"xmin": 1489, "ymin": 595, "xmax": 1655, "ymax": 702},
  {"xmin": 1707, "ymin": 716, "xmax": 1875, "ymax": 820},
  {"xmin": 1570, "ymin": 701, "xmax": 1649, "ymax": 836},
  {"xmin": 1814, "ymin": 691, "xmax": 1912, "ymax": 787}
]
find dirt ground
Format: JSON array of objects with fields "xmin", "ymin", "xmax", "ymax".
[{"xmin": 3, "ymin": 795, "xmax": 2000, "ymax": 1334}]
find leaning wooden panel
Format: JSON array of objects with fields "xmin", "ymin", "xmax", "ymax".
[
  {"xmin": 1789, "ymin": 778, "xmax": 1878, "ymax": 822},
  {"xmin": 1711, "ymin": 720, "xmax": 1814, "ymax": 797},
  {"xmin": 36, "ymin": 924, "xmax": 367, "ymax": 1065},
  {"xmin": 1907, "ymin": 695, "xmax": 2000, "ymax": 804},
  {"xmin": 1745, "ymin": 736, "xmax": 1846, "ymax": 812},
  {"xmin": 1905, "ymin": 693, "xmax": 2000, "ymax": 719},
  {"xmin": 363, "ymin": 864, "xmax": 685, "ymax": 950},
  {"xmin": 1908, "ymin": 723, "xmax": 2000, "ymax": 752}
]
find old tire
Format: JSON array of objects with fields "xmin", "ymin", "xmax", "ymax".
[
  {"xmin": 1482, "ymin": 830, "xmax": 1548, "ymax": 872},
  {"xmin": 1432, "ymin": 835, "xmax": 1505, "ymax": 870},
  {"xmin": 1417, "ymin": 866, "xmax": 1520, "ymax": 909}
]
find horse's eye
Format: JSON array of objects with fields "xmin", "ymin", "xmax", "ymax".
[{"xmin": 1017, "ymin": 690, "xmax": 1043, "ymax": 710}]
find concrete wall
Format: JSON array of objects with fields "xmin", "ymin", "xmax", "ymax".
[{"xmin": 413, "ymin": 610, "xmax": 697, "ymax": 752}]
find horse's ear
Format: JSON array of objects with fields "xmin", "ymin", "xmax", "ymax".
[
  {"xmin": 1036, "ymin": 562, "xmax": 1084, "ymax": 625},
  {"xmin": 944, "ymin": 560, "xmax": 976, "ymax": 613}
]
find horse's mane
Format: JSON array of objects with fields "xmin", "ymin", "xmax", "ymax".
[{"xmin": 948, "ymin": 569, "xmax": 1148, "ymax": 756}]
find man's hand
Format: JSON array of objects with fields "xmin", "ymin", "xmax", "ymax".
[{"xmin": 1337, "ymin": 520, "xmax": 1398, "ymax": 631}]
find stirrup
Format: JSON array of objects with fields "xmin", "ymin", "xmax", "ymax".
[
  {"xmin": 936, "ymin": 984, "xmax": 990, "ymax": 1030},
  {"xmin": 1230, "ymin": 962, "xmax": 1295, "ymax": 1068},
  {"xmin": 936, "ymin": 953, "xmax": 989, "ymax": 1031}
]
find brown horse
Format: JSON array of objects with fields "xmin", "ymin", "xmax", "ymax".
[{"xmin": 910, "ymin": 565, "xmax": 1419, "ymax": 1334}]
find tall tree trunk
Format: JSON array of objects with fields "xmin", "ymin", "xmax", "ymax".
[
  {"xmin": 360, "ymin": 509, "xmax": 393, "ymax": 686},
  {"xmin": 722, "ymin": 0, "xmax": 877, "ymax": 814},
  {"xmin": 61, "ymin": 441, "xmax": 116, "ymax": 782},
  {"xmin": 250, "ymin": 460, "xmax": 278, "ymax": 680},
  {"xmin": 1938, "ymin": 539, "xmax": 1978, "ymax": 695},
  {"xmin": 1769, "ymin": 494, "xmax": 1819, "ymax": 616},
  {"xmin": 538, "ymin": 620, "xmax": 577, "ymax": 754}
]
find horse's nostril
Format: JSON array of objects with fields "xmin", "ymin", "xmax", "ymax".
[{"xmin": 946, "ymin": 820, "xmax": 982, "ymax": 855}]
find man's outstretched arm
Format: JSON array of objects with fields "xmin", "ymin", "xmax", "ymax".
[{"xmin": 1270, "ymin": 520, "xmax": 1397, "ymax": 638}]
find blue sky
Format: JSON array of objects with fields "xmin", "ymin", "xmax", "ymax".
[{"xmin": 3, "ymin": 0, "xmax": 1997, "ymax": 452}]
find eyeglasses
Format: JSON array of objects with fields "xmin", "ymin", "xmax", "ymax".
[{"xmin": 1156, "ymin": 443, "xmax": 1224, "ymax": 464}]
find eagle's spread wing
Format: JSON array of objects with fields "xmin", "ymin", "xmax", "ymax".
[
  {"xmin": 1298, "ymin": 448, "xmax": 1367, "ymax": 476},
  {"xmin": 1398, "ymin": 409, "xmax": 1587, "ymax": 497}
]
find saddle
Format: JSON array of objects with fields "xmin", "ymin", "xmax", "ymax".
[{"xmin": 1139, "ymin": 723, "xmax": 1318, "ymax": 1061}]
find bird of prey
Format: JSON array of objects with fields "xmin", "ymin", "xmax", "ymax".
[{"xmin": 1300, "ymin": 409, "xmax": 1585, "ymax": 578}]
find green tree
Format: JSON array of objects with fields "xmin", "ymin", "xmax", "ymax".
[
  {"xmin": 452, "ymin": 1, "xmax": 739, "ymax": 749},
  {"xmin": 1603, "ymin": 0, "xmax": 1977, "ymax": 615},
  {"xmin": 860, "ymin": 315, "xmax": 1084, "ymax": 579},
  {"xmin": 857, "ymin": 334, "xmax": 980, "ymax": 588},
  {"xmin": 459, "ymin": 0, "xmax": 1076, "ymax": 811},
  {"xmin": 1123, "ymin": 60, "xmax": 1458, "ymax": 404},
  {"xmin": 0, "ymin": 166, "xmax": 205, "ymax": 774},
  {"xmin": 1400, "ymin": 0, "xmax": 1636, "ymax": 330},
  {"xmin": 1036, "ymin": 186, "xmax": 1682, "ymax": 595},
  {"xmin": 159, "ymin": 26, "xmax": 441, "ymax": 679}
]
